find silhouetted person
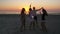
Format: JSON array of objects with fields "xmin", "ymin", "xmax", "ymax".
[
  {"xmin": 29, "ymin": 4, "xmax": 35, "ymax": 30},
  {"xmin": 29, "ymin": 6, "xmax": 41, "ymax": 30},
  {"xmin": 29, "ymin": 8, "xmax": 35, "ymax": 30},
  {"xmin": 20, "ymin": 8, "xmax": 26, "ymax": 32},
  {"xmin": 32, "ymin": 7, "xmax": 41, "ymax": 28},
  {"xmin": 41, "ymin": 7, "xmax": 48, "ymax": 20},
  {"xmin": 41, "ymin": 7, "xmax": 48, "ymax": 32}
]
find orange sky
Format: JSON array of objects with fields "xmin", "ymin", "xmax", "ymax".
[
  {"xmin": 0, "ymin": 0, "xmax": 60, "ymax": 14},
  {"xmin": 0, "ymin": 0, "xmax": 60, "ymax": 10}
]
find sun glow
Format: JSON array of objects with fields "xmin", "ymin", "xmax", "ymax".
[{"xmin": 24, "ymin": 5, "xmax": 29, "ymax": 14}]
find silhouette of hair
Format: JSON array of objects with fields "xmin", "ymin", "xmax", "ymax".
[
  {"xmin": 21, "ymin": 8, "xmax": 25, "ymax": 14},
  {"xmin": 29, "ymin": 8, "xmax": 32, "ymax": 11},
  {"xmin": 33, "ymin": 7, "xmax": 35, "ymax": 10},
  {"xmin": 42, "ymin": 7, "xmax": 48, "ymax": 15}
]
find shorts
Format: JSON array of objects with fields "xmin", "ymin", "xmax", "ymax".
[{"xmin": 34, "ymin": 16, "xmax": 37, "ymax": 20}]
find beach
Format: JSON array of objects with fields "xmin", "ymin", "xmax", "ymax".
[{"xmin": 0, "ymin": 14, "xmax": 60, "ymax": 34}]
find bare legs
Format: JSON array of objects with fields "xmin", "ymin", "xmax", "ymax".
[
  {"xmin": 35, "ymin": 19, "xmax": 39, "ymax": 28},
  {"xmin": 29, "ymin": 21, "xmax": 35, "ymax": 30},
  {"xmin": 29, "ymin": 20, "xmax": 39, "ymax": 30},
  {"xmin": 41, "ymin": 21, "xmax": 47, "ymax": 32},
  {"xmin": 20, "ymin": 20, "xmax": 25, "ymax": 32}
]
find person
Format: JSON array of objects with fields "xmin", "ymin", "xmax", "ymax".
[
  {"xmin": 41, "ymin": 7, "xmax": 48, "ymax": 32},
  {"xmin": 41, "ymin": 7, "xmax": 48, "ymax": 20},
  {"xmin": 20, "ymin": 8, "xmax": 26, "ymax": 32},
  {"xmin": 32, "ymin": 7, "xmax": 41, "ymax": 28},
  {"xmin": 29, "ymin": 8, "xmax": 35, "ymax": 30},
  {"xmin": 29, "ymin": 6, "xmax": 41, "ymax": 30}
]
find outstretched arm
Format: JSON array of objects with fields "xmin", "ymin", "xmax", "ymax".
[{"xmin": 35, "ymin": 8, "xmax": 42, "ymax": 11}]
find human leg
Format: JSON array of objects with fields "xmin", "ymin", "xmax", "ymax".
[{"xmin": 41, "ymin": 21, "xmax": 47, "ymax": 32}]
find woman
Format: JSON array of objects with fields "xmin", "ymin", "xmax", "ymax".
[
  {"xmin": 41, "ymin": 7, "xmax": 48, "ymax": 32},
  {"xmin": 20, "ymin": 8, "xmax": 26, "ymax": 32},
  {"xmin": 41, "ymin": 7, "xmax": 48, "ymax": 20}
]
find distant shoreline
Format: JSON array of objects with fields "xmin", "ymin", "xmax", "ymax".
[{"xmin": 0, "ymin": 14, "xmax": 60, "ymax": 16}]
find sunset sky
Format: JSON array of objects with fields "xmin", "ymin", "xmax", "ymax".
[{"xmin": 0, "ymin": 0, "xmax": 60, "ymax": 14}]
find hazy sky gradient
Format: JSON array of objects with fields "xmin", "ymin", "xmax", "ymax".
[{"xmin": 0, "ymin": 0, "xmax": 60, "ymax": 14}]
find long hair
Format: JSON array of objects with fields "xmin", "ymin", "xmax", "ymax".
[
  {"xmin": 21, "ymin": 8, "xmax": 25, "ymax": 15},
  {"xmin": 42, "ymin": 7, "xmax": 48, "ymax": 16}
]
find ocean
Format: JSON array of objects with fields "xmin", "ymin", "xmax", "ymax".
[{"xmin": 0, "ymin": 14, "xmax": 60, "ymax": 34}]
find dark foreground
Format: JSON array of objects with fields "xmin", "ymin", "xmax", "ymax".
[{"xmin": 0, "ymin": 14, "xmax": 60, "ymax": 34}]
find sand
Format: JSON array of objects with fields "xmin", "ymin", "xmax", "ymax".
[{"xmin": 0, "ymin": 14, "xmax": 60, "ymax": 34}]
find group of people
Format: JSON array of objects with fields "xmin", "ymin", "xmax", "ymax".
[{"xmin": 20, "ymin": 5, "xmax": 48, "ymax": 32}]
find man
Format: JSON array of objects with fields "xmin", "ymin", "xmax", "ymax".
[{"xmin": 29, "ymin": 6, "xmax": 41, "ymax": 30}]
